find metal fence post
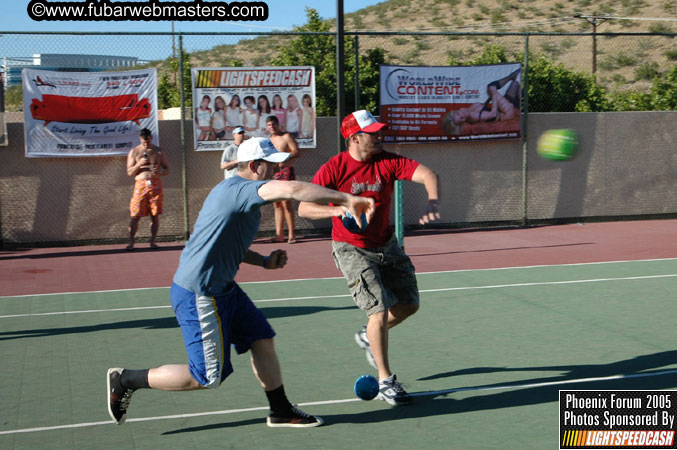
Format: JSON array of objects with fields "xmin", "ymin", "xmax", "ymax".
[
  {"xmin": 336, "ymin": 0, "xmax": 346, "ymax": 153},
  {"xmin": 521, "ymin": 34, "xmax": 530, "ymax": 227},
  {"xmin": 179, "ymin": 34, "xmax": 190, "ymax": 240},
  {"xmin": 354, "ymin": 35, "xmax": 360, "ymax": 110}
]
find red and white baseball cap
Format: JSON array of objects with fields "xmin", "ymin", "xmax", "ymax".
[{"xmin": 340, "ymin": 110, "xmax": 387, "ymax": 139}]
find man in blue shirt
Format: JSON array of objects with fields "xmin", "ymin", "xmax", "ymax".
[{"xmin": 107, "ymin": 137, "xmax": 374, "ymax": 428}]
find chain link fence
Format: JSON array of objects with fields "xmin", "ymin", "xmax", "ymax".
[{"xmin": 1, "ymin": 31, "xmax": 675, "ymax": 246}]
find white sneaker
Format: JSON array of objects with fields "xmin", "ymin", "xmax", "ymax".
[
  {"xmin": 354, "ymin": 325, "xmax": 377, "ymax": 369},
  {"xmin": 377, "ymin": 374, "xmax": 413, "ymax": 406}
]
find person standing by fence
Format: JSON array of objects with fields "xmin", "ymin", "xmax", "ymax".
[{"xmin": 126, "ymin": 128, "xmax": 169, "ymax": 250}]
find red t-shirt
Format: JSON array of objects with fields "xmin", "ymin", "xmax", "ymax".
[{"xmin": 311, "ymin": 150, "xmax": 419, "ymax": 248}]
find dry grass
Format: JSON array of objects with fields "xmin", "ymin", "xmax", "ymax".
[{"xmin": 156, "ymin": 0, "xmax": 676, "ymax": 94}]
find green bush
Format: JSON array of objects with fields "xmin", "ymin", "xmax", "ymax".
[
  {"xmin": 649, "ymin": 23, "xmax": 673, "ymax": 34},
  {"xmin": 615, "ymin": 53, "xmax": 638, "ymax": 67},
  {"xmin": 635, "ymin": 62, "xmax": 660, "ymax": 81}
]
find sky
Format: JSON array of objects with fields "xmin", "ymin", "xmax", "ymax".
[
  {"xmin": 3, "ymin": 0, "xmax": 383, "ymax": 33},
  {"xmin": 1, "ymin": 0, "xmax": 385, "ymax": 62}
]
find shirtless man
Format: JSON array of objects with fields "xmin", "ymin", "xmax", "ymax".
[
  {"xmin": 126, "ymin": 128, "xmax": 170, "ymax": 250},
  {"xmin": 266, "ymin": 115, "xmax": 300, "ymax": 243}
]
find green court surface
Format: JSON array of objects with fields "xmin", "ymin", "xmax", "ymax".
[{"xmin": 1, "ymin": 259, "xmax": 676, "ymax": 450}]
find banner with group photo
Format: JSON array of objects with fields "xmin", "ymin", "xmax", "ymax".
[
  {"xmin": 380, "ymin": 63, "xmax": 522, "ymax": 143},
  {"xmin": 191, "ymin": 66, "xmax": 316, "ymax": 151},
  {"xmin": 22, "ymin": 68, "xmax": 158, "ymax": 157}
]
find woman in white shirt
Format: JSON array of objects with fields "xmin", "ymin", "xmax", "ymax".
[
  {"xmin": 195, "ymin": 95, "xmax": 212, "ymax": 141},
  {"xmin": 210, "ymin": 96, "xmax": 227, "ymax": 140},
  {"xmin": 225, "ymin": 94, "xmax": 243, "ymax": 136}
]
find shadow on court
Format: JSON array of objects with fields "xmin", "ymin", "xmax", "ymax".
[
  {"xmin": 159, "ymin": 370, "xmax": 677, "ymax": 431},
  {"xmin": 0, "ymin": 305, "xmax": 356, "ymax": 341},
  {"xmin": 162, "ymin": 418, "xmax": 264, "ymax": 434},
  {"xmin": 418, "ymin": 350, "xmax": 677, "ymax": 384},
  {"xmin": 160, "ymin": 351, "xmax": 677, "ymax": 431},
  {"xmin": 0, "ymin": 245, "xmax": 185, "ymax": 261},
  {"xmin": 324, "ymin": 368, "xmax": 677, "ymax": 425}
]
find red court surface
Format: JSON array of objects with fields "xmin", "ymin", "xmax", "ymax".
[{"xmin": 1, "ymin": 219, "xmax": 675, "ymax": 297}]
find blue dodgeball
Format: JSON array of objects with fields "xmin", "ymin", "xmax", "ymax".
[
  {"xmin": 342, "ymin": 211, "xmax": 368, "ymax": 233},
  {"xmin": 354, "ymin": 374, "xmax": 379, "ymax": 400}
]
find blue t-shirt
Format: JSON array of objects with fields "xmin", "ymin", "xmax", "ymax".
[{"xmin": 173, "ymin": 175, "xmax": 268, "ymax": 296}]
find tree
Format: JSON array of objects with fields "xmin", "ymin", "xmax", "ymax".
[
  {"xmin": 610, "ymin": 64, "xmax": 677, "ymax": 111},
  {"xmin": 4, "ymin": 85, "xmax": 24, "ymax": 112},
  {"xmin": 446, "ymin": 44, "xmax": 611, "ymax": 112},
  {"xmin": 527, "ymin": 55, "xmax": 611, "ymax": 112},
  {"xmin": 156, "ymin": 50, "xmax": 194, "ymax": 109},
  {"xmin": 356, "ymin": 48, "xmax": 387, "ymax": 114},
  {"xmin": 157, "ymin": 73, "xmax": 177, "ymax": 109},
  {"xmin": 646, "ymin": 64, "xmax": 677, "ymax": 110},
  {"xmin": 270, "ymin": 7, "xmax": 386, "ymax": 116}
]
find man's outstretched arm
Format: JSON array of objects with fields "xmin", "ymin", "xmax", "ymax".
[{"xmin": 259, "ymin": 180, "xmax": 374, "ymax": 228}]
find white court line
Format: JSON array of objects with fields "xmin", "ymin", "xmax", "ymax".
[
  {"xmin": 417, "ymin": 273, "xmax": 677, "ymax": 294},
  {"xmin": 416, "ymin": 257, "xmax": 677, "ymax": 276},
  {"xmin": 1, "ymin": 257, "xmax": 676, "ymax": 300},
  {"xmin": 2, "ymin": 369, "xmax": 676, "ymax": 436},
  {"xmin": 0, "ymin": 305, "xmax": 172, "ymax": 319},
  {"xmin": 0, "ymin": 273, "xmax": 675, "ymax": 319}
]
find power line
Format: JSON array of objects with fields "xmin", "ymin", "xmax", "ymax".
[{"xmin": 575, "ymin": 14, "xmax": 677, "ymax": 22}]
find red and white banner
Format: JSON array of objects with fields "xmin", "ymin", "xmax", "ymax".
[
  {"xmin": 380, "ymin": 64, "xmax": 522, "ymax": 143},
  {"xmin": 191, "ymin": 66, "xmax": 316, "ymax": 151},
  {"xmin": 22, "ymin": 68, "xmax": 158, "ymax": 157}
]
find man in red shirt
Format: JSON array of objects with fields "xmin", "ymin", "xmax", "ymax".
[{"xmin": 298, "ymin": 110, "xmax": 440, "ymax": 406}]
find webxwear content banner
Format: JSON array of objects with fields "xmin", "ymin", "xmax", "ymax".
[{"xmin": 380, "ymin": 64, "xmax": 522, "ymax": 143}]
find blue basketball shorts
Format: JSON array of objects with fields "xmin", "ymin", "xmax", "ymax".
[{"xmin": 170, "ymin": 282, "xmax": 276, "ymax": 389}]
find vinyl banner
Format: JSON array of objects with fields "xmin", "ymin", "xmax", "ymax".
[
  {"xmin": 380, "ymin": 64, "xmax": 522, "ymax": 143},
  {"xmin": 192, "ymin": 66, "xmax": 316, "ymax": 151},
  {"xmin": 22, "ymin": 68, "xmax": 158, "ymax": 157}
]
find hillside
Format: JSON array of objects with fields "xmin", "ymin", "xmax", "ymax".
[
  {"xmin": 151, "ymin": 0, "xmax": 676, "ymax": 94},
  {"xmin": 4, "ymin": 0, "xmax": 675, "ymax": 114}
]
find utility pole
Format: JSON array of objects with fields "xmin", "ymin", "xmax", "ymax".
[{"xmin": 574, "ymin": 14, "xmax": 611, "ymax": 76}]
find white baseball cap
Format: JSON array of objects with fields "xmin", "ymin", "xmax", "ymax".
[
  {"xmin": 232, "ymin": 126, "xmax": 245, "ymax": 134},
  {"xmin": 237, "ymin": 137, "xmax": 291, "ymax": 163}
]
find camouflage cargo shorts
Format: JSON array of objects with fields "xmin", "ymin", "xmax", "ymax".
[{"xmin": 331, "ymin": 236, "xmax": 419, "ymax": 316}]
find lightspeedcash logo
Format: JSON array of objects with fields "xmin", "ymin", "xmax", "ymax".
[{"xmin": 28, "ymin": 0, "xmax": 269, "ymax": 22}]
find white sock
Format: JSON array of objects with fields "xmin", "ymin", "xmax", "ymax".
[{"xmin": 380, "ymin": 374, "xmax": 395, "ymax": 384}]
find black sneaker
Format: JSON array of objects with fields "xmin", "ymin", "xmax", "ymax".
[
  {"xmin": 377, "ymin": 374, "xmax": 413, "ymax": 406},
  {"xmin": 107, "ymin": 368, "xmax": 135, "ymax": 425},
  {"xmin": 266, "ymin": 406, "xmax": 324, "ymax": 428},
  {"xmin": 354, "ymin": 325, "xmax": 377, "ymax": 369}
]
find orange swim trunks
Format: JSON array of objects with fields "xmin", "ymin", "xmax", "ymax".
[{"xmin": 130, "ymin": 178, "xmax": 163, "ymax": 218}]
